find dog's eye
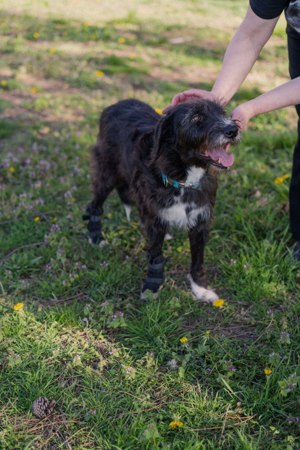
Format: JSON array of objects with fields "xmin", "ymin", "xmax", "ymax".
[{"xmin": 191, "ymin": 114, "xmax": 204, "ymax": 123}]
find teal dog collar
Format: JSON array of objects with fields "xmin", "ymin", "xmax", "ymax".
[{"xmin": 161, "ymin": 171, "xmax": 201, "ymax": 190}]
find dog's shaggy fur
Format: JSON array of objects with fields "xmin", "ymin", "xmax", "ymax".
[{"xmin": 84, "ymin": 99, "xmax": 239, "ymax": 301}]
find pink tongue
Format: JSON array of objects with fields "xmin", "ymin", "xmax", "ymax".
[{"xmin": 208, "ymin": 147, "xmax": 234, "ymax": 167}]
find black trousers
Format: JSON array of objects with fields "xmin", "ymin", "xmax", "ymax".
[{"xmin": 287, "ymin": 27, "xmax": 300, "ymax": 241}]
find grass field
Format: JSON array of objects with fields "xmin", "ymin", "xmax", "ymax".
[{"xmin": 0, "ymin": 1, "xmax": 300, "ymax": 448}]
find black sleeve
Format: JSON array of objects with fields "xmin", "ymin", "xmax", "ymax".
[{"xmin": 250, "ymin": 0, "xmax": 289, "ymax": 19}]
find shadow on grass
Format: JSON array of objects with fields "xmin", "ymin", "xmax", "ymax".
[
  {"xmin": 0, "ymin": 8, "xmax": 268, "ymax": 106},
  {"xmin": 1, "ymin": 9, "xmax": 227, "ymax": 59}
]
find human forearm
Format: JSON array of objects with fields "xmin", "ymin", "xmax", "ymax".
[
  {"xmin": 246, "ymin": 77, "xmax": 300, "ymax": 116},
  {"xmin": 165, "ymin": 5, "xmax": 279, "ymax": 112},
  {"xmin": 232, "ymin": 77, "xmax": 300, "ymax": 130},
  {"xmin": 212, "ymin": 6, "xmax": 279, "ymax": 105},
  {"xmin": 212, "ymin": 33, "xmax": 261, "ymax": 104}
]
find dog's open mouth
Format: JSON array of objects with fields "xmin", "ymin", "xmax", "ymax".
[{"xmin": 206, "ymin": 143, "xmax": 234, "ymax": 169}]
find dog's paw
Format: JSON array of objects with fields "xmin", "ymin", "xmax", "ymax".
[
  {"xmin": 188, "ymin": 275, "xmax": 218, "ymax": 303},
  {"xmin": 140, "ymin": 288, "xmax": 159, "ymax": 301},
  {"xmin": 88, "ymin": 237, "xmax": 108, "ymax": 247},
  {"xmin": 164, "ymin": 233, "xmax": 173, "ymax": 241}
]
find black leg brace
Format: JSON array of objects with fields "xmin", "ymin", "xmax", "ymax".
[
  {"xmin": 293, "ymin": 241, "xmax": 300, "ymax": 261},
  {"xmin": 141, "ymin": 255, "xmax": 165, "ymax": 297},
  {"xmin": 82, "ymin": 206, "xmax": 103, "ymax": 245}
]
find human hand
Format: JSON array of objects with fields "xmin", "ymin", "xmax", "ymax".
[
  {"xmin": 163, "ymin": 89, "xmax": 218, "ymax": 113},
  {"xmin": 231, "ymin": 103, "xmax": 254, "ymax": 131}
]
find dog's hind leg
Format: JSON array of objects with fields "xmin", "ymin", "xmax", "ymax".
[
  {"xmin": 188, "ymin": 227, "xmax": 218, "ymax": 303},
  {"xmin": 84, "ymin": 186, "xmax": 113, "ymax": 246},
  {"xmin": 140, "ymin": 220, "xmax": 167, "ymax": 300},
  {"xmin": 83, "ymin": 203, "xmax": 107, "ymax": 246},
  {"xmin": 83, "ymin": 145, "xmax": 116, "ymax": 245}
]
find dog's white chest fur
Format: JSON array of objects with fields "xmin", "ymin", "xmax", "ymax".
[
  {"xmin": 159, "ymin": 167, "xmax": 210, "ymax": 229},
  {"xmin": 159, "ymin": 200, "xmax": 210, "ymax": 229}
]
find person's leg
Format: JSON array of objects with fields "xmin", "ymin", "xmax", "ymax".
[{"xmin": 287, "ymin": 29, "xmax": 300, "ymax": 257}]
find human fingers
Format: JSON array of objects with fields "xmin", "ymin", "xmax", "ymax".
[
  {"xmin": 231, "ymin": 106, "xmax": 249, "ymax": 132},
  {"xmin": 163, "ymin": 103, "xmax": 172, "ymax": 113},
  {"xmin": 163, "ymin": 95, "xmax": 192, "ymax": 113},
  {"xmin": 172, "ymin": 89, "xmax": 213, "ymax": 106},
  {"xmin": 163, "ymin": 89, "xmax": 215, "ymax": 113}
]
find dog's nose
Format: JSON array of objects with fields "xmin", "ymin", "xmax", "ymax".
[{"xmin": 224, "ymin": 124, "xmax": 238, "ymax": 139}]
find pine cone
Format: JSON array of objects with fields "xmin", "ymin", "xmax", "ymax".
[{"xmin": 31, "ymin": 397, "xmax": 56, "ymax": 418}]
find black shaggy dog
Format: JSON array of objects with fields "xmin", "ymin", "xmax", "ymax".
[{"xmin": 84, "ymin": 99, "xmax": 239, "ymax": 301}]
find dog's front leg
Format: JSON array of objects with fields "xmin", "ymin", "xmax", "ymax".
[
  {"xmin": 188, "ymin": 227, "xmax": 218, "ymax": 303},
  {"xmin": 141, "ymin": 220, "xmax": 167, "ymax": 300}
]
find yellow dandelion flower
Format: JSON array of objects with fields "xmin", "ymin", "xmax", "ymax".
[
  {"xmin": 95, "ymin": 70, "xmax": 105, "ymax": 77},
  {"xmin": 264, "ymin": 368, "xmax": 272, "ymax": 375},
  {"xmin": 128, "ymin": 53, "xmax": 136, "ymax": 59},
  {"xmin": 49, "ymin": 47, "xmax": 57, "ymax": 54},
  {"xmin": 33, "ymin": 32, "xmax": 40, "ymax": 39},
  {"xmin": 82, "ymin": 21, "xmax": 90, "ymax": 28},
  {"xmin": 169, "ymin": 420, "xmax": 184, "ymax": 429},
  {"xmin": 39, "ymin": 126, "xmax": 50, "ymax": 136},
  {"xmin": 118, "ymin": 37, "xmax": 126, "ymax": 44},
  {"xmin": 13, "ymin": 303, "xmax": 24, "ymax": 311},
  {"xmin": 274, "ymin": 174, "xmax": 289, "ymax": 185},
  {"xmin": 213, "ymin": 299, "xmax": 225, "ymax": 308},
  {"xmin": 31, "ymin": 86, "xmax": 38, "ymax": 94},
  {"xmin": 33, "ymin": 216, "xmax": 40, "ymax": 223},
  {"xmin": 8, "ymin": 165, "xmax": 15, "ymax": 173},
  {"xmin": 180, "ymin": 336, "xmax": 188, "ymax": 344},
  {"xmin": 155, "ymin": 107, "xmax": 163, "ymax": 115},
  {"xmin": 1, "ymin": 80, "xmax": 8, "ymax": 86}
]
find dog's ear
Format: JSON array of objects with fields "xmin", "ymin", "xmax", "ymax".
[
  {"xmin": 132, "ymin": 126, "xmax": 154, "ymax": 149},
  {"xmin": 152, "ymin": 115, "xmax": 177, "ymax": 160},
  {"xmin": 152, "ymin": 119, "xmax": 164, "ymax": 159}
]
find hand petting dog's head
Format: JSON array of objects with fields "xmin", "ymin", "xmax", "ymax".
[{"xmin": 154, "ymin": 100, "xmax": 240, "ymax": 170}]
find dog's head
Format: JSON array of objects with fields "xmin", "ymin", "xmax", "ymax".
[{"xmin": 154, "ymin": 100, "xmax": 240, "ymax": 170}]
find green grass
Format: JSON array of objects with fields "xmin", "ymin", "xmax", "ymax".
[
  {"xmin": 0, "ymin": 1, "xmax": 299, "ymax": 448},
  {"xmin": 0, "ymin": 119, "xmax": 21, "ymax": 139}
]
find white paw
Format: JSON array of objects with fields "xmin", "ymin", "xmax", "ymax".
[
  {"xmin": 188, "ymin": 274, "xmax": 218, "ymax": 303},
  {"xmin": 164, "ymin": 233, "xmax": 173, "ymax": 241},
  {"xmin": 88, "ymin": 238, "xmax": 108, "ymax": 247}
]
